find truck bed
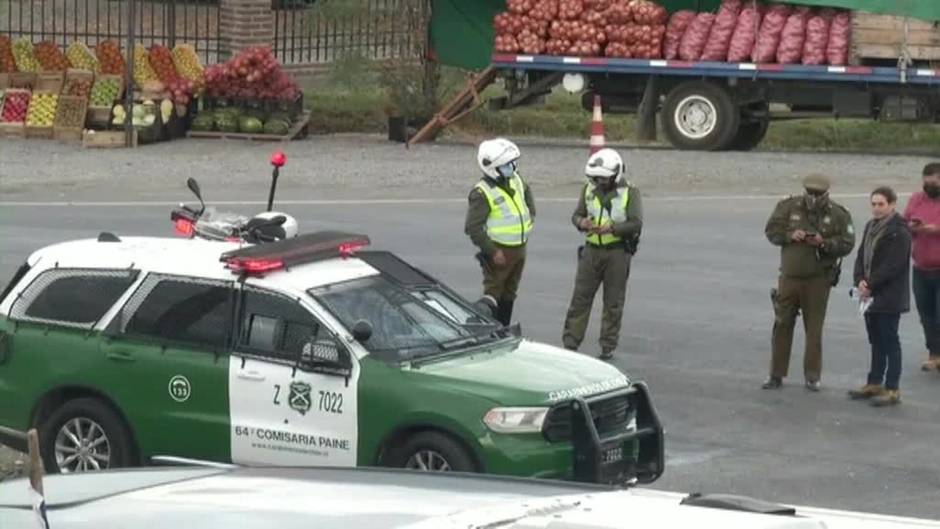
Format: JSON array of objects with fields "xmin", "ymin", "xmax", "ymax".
[{"xmin": 492, "ymin": 54, "xmax": 940, "ymax": 86}]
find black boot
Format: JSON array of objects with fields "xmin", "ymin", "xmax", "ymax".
[{"xmin": 496, "ymin": 299, "xmax": 514, "ymax": 326}]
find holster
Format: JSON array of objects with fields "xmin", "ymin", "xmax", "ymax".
[
  {"xmin": 827, "ymin": 258, "xmax": 843, "ymax": 287},
  {"xmin": 475, "ymin": 251, "xmax": 492, "ymax": 273}
]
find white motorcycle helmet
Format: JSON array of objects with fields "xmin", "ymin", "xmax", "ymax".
[
  {"xmin": 247, "ymin": 211, "xmax": 298, "ymax": 243},
  {"xmin": 477, "ymin": 138, "xmax": 521, "ymax": 179},
  {"xmin": 585, "ymin": 148, "xmax": 625, "ymax": 184}
]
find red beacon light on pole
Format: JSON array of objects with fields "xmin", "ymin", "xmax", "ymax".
[
  {"xmin": 270, "ymin": 150, "xmax": 287, "ymax": 168},
  {"xmin": 221, "ymin": 231, "xmax": 371, "ymax": 276}
]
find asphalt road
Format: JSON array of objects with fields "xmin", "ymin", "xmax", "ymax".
[{"xmin": 2, "ymin": 192, "xmax": 939, "ymax": 519}]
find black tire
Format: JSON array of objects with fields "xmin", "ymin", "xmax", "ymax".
[
  {"xmin": 384, "ymin": 431, "xmax": 477, "ymax": 473},
  {"xmin": 661, "ymin": 81, "xmax": 740, "ymax": 151},
  {"xmin": 39, "ymin": 398, "xmax": 136, "ymax": 474},
  {"xmin": 728, "ymin": 119, "xmax": 769, "ymax": 151}
]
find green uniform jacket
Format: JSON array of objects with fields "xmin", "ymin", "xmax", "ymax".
[
  {"xmin": 571, "ymin": 181, "xmax": 644, "ymax": 252},
  {"xmin": 765, "ymin": 195, "xmax": 856, "ymax": 278},
  {"xmin": 465, "ymin": 175, "xmax": 536, "ymax": 256}
]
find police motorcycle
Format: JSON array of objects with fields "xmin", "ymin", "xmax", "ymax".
[{"xmin": 170, "ymin": 151, "xmax": 298, "ymax": 244}]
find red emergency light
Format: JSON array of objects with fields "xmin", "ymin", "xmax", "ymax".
[
  {"xmin": 220, "ymin": 231, "xmax": 371, "ymax": 275},
  {"xmin": 174, "ymin": 218, "xmax": 195, "ymax": 237}
]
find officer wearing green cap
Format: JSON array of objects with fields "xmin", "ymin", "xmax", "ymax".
[{"xmin": 763, "ymin": 173, "xmax": 856, "ymax": 391}]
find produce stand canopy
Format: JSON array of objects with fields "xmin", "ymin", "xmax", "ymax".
[{"xmin": 430, "ymin": 0, "xmax": 940, "ymax": 70}]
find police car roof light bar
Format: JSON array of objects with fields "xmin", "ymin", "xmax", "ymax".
[{"xmin": 221, "ymin": 231, "xmax": 371, "ymax": 275}]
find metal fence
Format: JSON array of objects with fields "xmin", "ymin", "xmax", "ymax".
[
  {"xmin": 272, "ymin": 0, "xmax": 427, "ymax": 65},
  {"xmin": 1, "ymin": 0, "xmax": 222, "ymax": 64}
]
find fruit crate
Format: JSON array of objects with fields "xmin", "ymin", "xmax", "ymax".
[
  {"xmin": 82, "ymin": 128, "xmax": 137, "ymax": 148},
  {"xmin": 35, "ymin": 71, "xmax": 64, "ymax": 93},
  {"xmin": 53, "ymin": 95, "xmax": 88, "ymax": 143},
  {"xmin": 0, "ymin": 88, "xmax": 30, "ymax": 137},
  {"xmin": 88, "ymin": 74, "xmax": 124, "ymax": 127},
  {"xmin": 62, "ymin": 69, "xmax": 95, "ymax": 98},
  {"xmin": 9, "ymin": 72, "xmax": 36, "ymax": 89},
  {"xmin": 0, "ymin": 73, "xmax": 8, "ymax": 89},
  {"xmin": 25, "ymin": 90, "xmax": 59, "ymax": 139}
]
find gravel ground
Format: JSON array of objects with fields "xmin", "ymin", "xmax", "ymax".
[{"xmin": 1, "ymin": 135, "xmax": 935, "ymax": 202}]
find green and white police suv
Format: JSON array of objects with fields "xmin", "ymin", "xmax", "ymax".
[{"xmin": 0, "ymin": 231, "xmax": 663, "ymax": 485}]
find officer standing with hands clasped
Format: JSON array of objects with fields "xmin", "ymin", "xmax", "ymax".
[
  {"xmin": 562, "ymin": 148, "xmax": 642, "ymax": 360},
  {"xmin": 465, "ymin": 138, "xmax": 535, "ymax": 327},
  {"xmin": 763, "ymin": 173, "xmax": 855, "ymax": 391}
]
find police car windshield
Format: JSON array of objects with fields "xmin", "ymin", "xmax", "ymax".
[{"xmin": 311, "ymin": 276, "xmax": 485, "ymax": 361}]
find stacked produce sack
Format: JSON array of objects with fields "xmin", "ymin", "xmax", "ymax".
[
  {"xmin": 492, "ymin": 0, "xmax": 669, "ymax": 59},
  {"xmin": 666, "ymin": 0, "xmax": 851, "ymax": 65}
]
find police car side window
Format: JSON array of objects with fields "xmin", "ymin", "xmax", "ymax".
[
  {"xmin": 124, "ymin": 278, "xmax": 232, "ymax": 349},
  {"xmin": 238, "ymin": 289, "xmax": 322, "ymax": 362},
  {"xmin": 10, "ymin": 269, "xmax": 139, "ymax": 329}
]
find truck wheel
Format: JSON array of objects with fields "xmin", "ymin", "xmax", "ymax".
[
  {"xmin": 39, "ymin": 398, "xmax": 136, "ymax": 474},
  {"xmin": 728, "ymin": 119, "xmax": 769, "ymax": 151},
  {"xmin": 387, "ymin": 431, "xmax": 477, "ymax": 473},
  {"xmin": 661, "ymin": 81, "xmax": 740, "ymax": 151}
]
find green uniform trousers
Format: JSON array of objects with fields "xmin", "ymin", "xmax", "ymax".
[
  {"xmin": 771, "ymin": 274, "xmax": 831, "ymax": 381},
  {"xmin": 482, "ymin": 245, "xmax": 527, "ymax": 302},
  {"xmin": 563, "ymin": 245, "xmax": 632, "ymax": 353}
]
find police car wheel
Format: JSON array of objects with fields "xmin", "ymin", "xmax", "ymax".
[
  {"xmin": 388, "ymin": 432, "xmax": 477, "ymax": 473},
  {"xmin": 39, "ymin": 398, "xmax": 135, "ymax": 474}
]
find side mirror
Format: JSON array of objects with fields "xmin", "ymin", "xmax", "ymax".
[
  {"xmin": 352, "ymin": 320, "xmax": 373, "ymax": 343},
  {"xmin": 186, "ymin": 177, "xmax": 202, "ymax": 200}
]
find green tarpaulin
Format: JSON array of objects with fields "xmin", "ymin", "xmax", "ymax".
[{"xmin": 430, "ymin": 0, "xmax": 940, "ymax": 70}]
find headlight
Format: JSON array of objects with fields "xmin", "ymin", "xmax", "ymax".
[{"xmin": 483, "ymin": 407, "xmax": 549, "ymax": 434}]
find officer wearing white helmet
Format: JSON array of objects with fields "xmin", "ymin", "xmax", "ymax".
[
  {"xmin": 562, "ymin": 148, "xmax": 642, "ymax": 360},
  {"xmin": 465, "ymin": 138, "xmax": 536, "ymax": 326}
]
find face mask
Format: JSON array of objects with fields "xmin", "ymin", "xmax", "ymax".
[
  {"xmin": 924, "ymin": 184, "xmax": 940, "ymax": 198},
  {"xmin": 496, "ymin": 161, "xmax": 516, "ymax": 178},
  {"xmin": 805, "ymin": 190, "xmax": 827, "ymax": 210}
]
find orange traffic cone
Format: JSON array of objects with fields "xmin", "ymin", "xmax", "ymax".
[{"xmin": 589, "ymin": 94, "xmax": 605, "ymax": 154}]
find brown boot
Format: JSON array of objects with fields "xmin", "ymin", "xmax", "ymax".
[
  {"xmin": 847, "ymin": 384, "xmax": 885, "ymax": 400},
  {"xmin": 870, "ymin": 390, "xmax": 901, "ymax": 407},
  {"xmin": 920, "ymin": 356, "xmax": 940, "ymax": 372}
]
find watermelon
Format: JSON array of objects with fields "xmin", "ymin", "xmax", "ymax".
[
  {"xmin": 263, "ymin": 119, "xmax": 290, "ymax": 136},
  {"xmin": 191, "ymin": 114, "xmax": 215, "ymax": 132},
  {"xmin": 239, "ymin": 116, "xmax": 263, "ymax": 134}
]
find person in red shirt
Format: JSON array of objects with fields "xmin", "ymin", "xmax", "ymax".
[{"xmin": 903, "ymin": 162, "xmax": 940, "ymax": 372}]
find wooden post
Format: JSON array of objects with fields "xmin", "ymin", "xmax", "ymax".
[{"xmin": 27, "ymin": 428, "xmax": 44, "ymax": 494}]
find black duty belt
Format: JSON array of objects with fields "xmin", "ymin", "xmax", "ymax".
[{"xmin": 585, "ymin": 241, "xmax": 625, "ymax": 250}]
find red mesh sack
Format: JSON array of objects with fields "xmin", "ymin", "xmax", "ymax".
[
  {"xmin": 776, "ymin": 7, "xmax": 811, "ymax": 64},
  {"xmin": 664, "ymin": 10, "xmax": 696, "ymax": 60},
  {"xmin": 727, "ymin": 1, "xmax": 762, "ymax": 62},
  {"xmin": 701, "ymin": 0, "xmax": 743, "ymax": 61},
  {"xmin": 826, "ymin": 10, "xmax": 850, "ymax": 66},
  {"xmin": 801, "ymin": 9, "xmax": 834, "ymax": 65},
  {"xmin": 752, "ymin": 4, "xmax": 790, "ymax": 63},
  {"xmin": 678, "ymin": 12, "xmax": 715, "ymax": 61}
]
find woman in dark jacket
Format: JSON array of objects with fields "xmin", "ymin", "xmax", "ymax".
[{"xmin": 849, "ymin": 186, "xmax": 912, "ymax": 407}]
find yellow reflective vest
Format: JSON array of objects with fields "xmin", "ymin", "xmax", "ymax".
[
  {"xmin": 585, "ymin": 183, "xmax": 630, "ymax": 246},
  {"xmin": 475, "ymin": 175, "xmax": 533, "ymax": 247}
]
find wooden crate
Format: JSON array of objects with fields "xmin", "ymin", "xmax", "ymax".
[
  {"xmin": 63, "ymin": 69, "xmax": 95, "ymax": 97},
  {"xmin": 54, "ymin": 95, "xmax": 88, "ymax": 143},
  {"xmin": 9, "ymin": 72, "xmax": 36, "ymax": 89},
  {"xmin": 87, "ymin": 105, "xmax": 113, "ymax": 127},
  {"xmin": 82, "ymin": 128, "xmax": 137, "ymax": 148},
  {"xmin": 0, "ymin": 73, "xmax": 9, "ymax": 89},
  {"xmin": 851, "ymin": 11, "xmax": 940, "ymax": 63},
  {"xmin": 0, "ymin": 121, "xmax": 25, "ymax": 138},
  {"xmin": 186, "ymin": 111, "xmax": 311, "ymax": 142},
  {"xmin": 35, "ymin": 71, "xmax": 64, "ymax": 93},
  {"xmin": 25, "ymin": 124, "xmax": 54, "ymax": 139}
]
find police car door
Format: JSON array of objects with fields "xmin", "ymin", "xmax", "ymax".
[{"xmin": 228, "ymin": 285, "xmax": 358, "ymax": 467}]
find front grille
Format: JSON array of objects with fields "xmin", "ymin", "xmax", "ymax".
[{"xmin": 543, "ymin": 394, "xmax": 632, "ymax": 443}]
